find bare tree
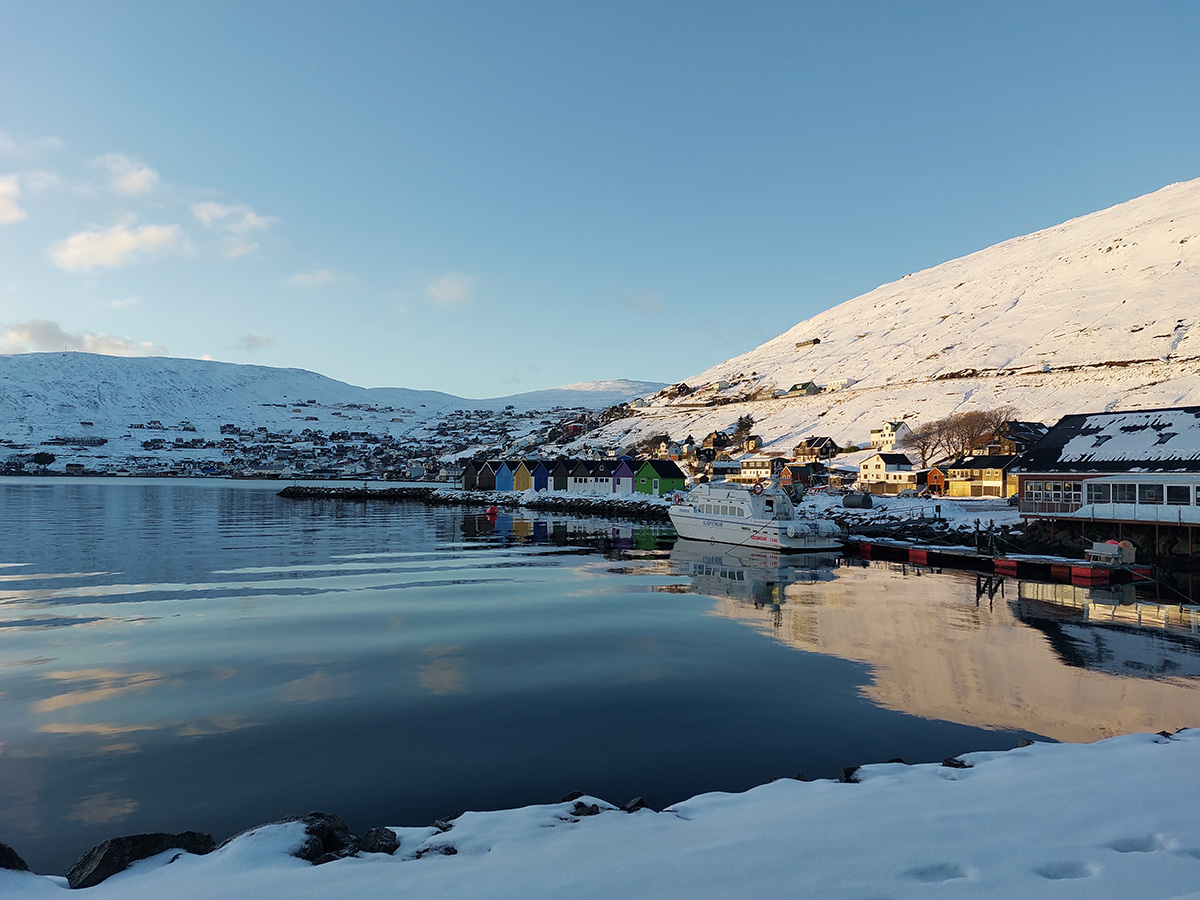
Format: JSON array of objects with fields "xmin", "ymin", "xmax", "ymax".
[
  {"xmin": 899, "ymin": 406, "xmax": 1020, "ymax": 465},
  {"xmin": 899, "ymin": 420, "xmax": 941, "ymax": 467}
]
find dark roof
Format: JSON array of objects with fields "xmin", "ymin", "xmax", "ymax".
[
  {"xmin": 1015, "ymin": 406, "xmax": 1200, "ymax": 473},
  {"xmin": 1003, "ymin": 421, "xmax": 1049, "ymax": 442},
  {"xmin": 873, "ymin": 453, "xmax": 913, "ymax": 465},
  {"xmin": 640, "ymin": 459, "xmax": 686, "ymax": 479}
]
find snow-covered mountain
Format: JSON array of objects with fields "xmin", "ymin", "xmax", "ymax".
[
  {"xmin": 577, "ymin": 178, "xmax": 1200, "ymax": 455},
  {"xmin": 0, "ymin": 353, "xmax": 662, "ymax": 432},
  {"xmin": 0, "ymin": 353, "xmax": 664, "ymax": 472}
]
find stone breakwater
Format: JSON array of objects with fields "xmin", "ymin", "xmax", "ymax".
[{"xmin": 277, "ymin": 485, "xmax": 674, "ymax": 521}]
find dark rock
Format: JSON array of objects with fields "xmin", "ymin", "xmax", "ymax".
[
  {"xmin": 620, "ymin": 797, "xmax": 650, "ymax": 813},
  {"xmin": 838, "ymin": 766, "xmax": 860, "ymax": 783},
  {"xmin": 557, "ymin": 790, "xmax": 585, "ymax": 803},
  {"xmin": 221, "ymin": 811, "xmax": 358, "ymax": 865},
  {"xmin": 0, "ymin": 841, "xmax": 30, "ymax": 872},
  {"xmin": 1017, "ymin": 738, "xmax": 1035, "ymax": 748},
  {"xmin": 432, "ymin": 816, "xmax": 459, "ymax": 833},
  {"xmin": 67, "ymin": 832, "xmax": 215, "ymax": 889},
  {"xmin": 885, "ymin": 758, "xmax": 909, "ymax": 765},
  {"xmin": 571, "ymin": 801, "xmax": 600, "ymax": 817},
  {"xmin": 414, "ymin": 844, "xmax": 457, "ymax": 858},
  {"xmin": 289, "ymin": 812, "xmax": 356, "ymax": 864},
  {"xmin": 358, "ymin": 827, "xmax": 399, "ymax": 856},
  {"xmin": 942, "ymin": 757, "xmax": 971, "ymax": 769}
]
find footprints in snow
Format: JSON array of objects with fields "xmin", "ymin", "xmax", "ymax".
[
  {"xmin": 906, "ymin": 833, "xmax": 1196, "ymax": 885},
  {"xmin": 1034, "ymin": 861, "xmax": 1098, "ymax": 881},
  {"xmin": 906, "ymin": 863, "xmax": 969, "ymax": 883}
]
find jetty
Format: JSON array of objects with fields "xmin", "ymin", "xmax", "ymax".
[
  {"xmin": 277, "ymin": 484, "xmax": 673, "ymax": 521},
  {"xmin": 845, "ymin": 536, "xmax": 1154, "ymax": 587}
]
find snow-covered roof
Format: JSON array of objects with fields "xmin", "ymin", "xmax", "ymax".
[{"xmin": 1018, "ymin": 406, "xmax": 1200, "ymax": 472}]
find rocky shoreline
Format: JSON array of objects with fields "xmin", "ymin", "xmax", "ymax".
[{"xmin": 276, "ymin": 484, "xmax": 675, "ymax": 521}]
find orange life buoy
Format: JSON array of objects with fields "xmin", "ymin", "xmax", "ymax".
[{"xmin": 751, "ymin": 483, "xmax": 764, "ymax": 496}]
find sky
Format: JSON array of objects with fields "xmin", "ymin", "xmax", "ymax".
[{"xmin": 1, "ymin": 1, "xmax": 1198, "ymax": 398}]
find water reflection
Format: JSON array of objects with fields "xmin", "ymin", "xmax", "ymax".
[
  {"xmin": 1013, "ymin": 581, "xmax": 1200, "ymax": 679},
  {"xmin": 674, "ymin": 556, "xmax": 1200, "ymax": 745},
  {"xmin": 1, "ymin": 479, "xmax": 1195, "ymax": 876},
  {"xmin": 669, "ymin": 539, "xmax": 838, "ymax": 606},
  {"xmin": 459, "ymin": 511, "xmax": 677, "ymax": 553}
]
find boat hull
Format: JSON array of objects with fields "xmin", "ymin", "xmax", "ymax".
[{"xmin": 668, "ymin": 506, "xmax": 842, "ymax": 551}]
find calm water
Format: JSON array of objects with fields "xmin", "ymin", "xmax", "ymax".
[{"xmin": 2, "ymin": 479, "xmax": 1199, "ymax": 874}]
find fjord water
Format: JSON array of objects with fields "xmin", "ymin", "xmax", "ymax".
[{"xmin": 2, "ymin": 480, "xmax": 1199, "ymax": 874}]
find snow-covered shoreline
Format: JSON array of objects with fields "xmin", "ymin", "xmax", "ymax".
[{"xmin": 4, "ymin": 730, "xmax": 1198, "ymax": 898}]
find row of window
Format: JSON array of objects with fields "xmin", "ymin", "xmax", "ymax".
[
  {"xmin": 700, "ymin": 503, "xmax": 747, "ymax": 517},
  {"xmin": 1024, "ymin": 481, "xmax": 1084, "ymax": 503},
  {"xmin": 1085, "ymin": 482, "xmax": 1195, "ymax": 506},
  {"xmin": 1023, "ymin": 480, "xmax": 1198, "ymax": 506}
]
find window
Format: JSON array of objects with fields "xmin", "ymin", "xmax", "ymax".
[
  {"xmin": 1086, "ymin": 483, "xmax": 1111, "ymax": 504},
  {"xmin": 1137, "ymin": 484, "xmax": 1164, "ymax": 505},
  {"xmin": 1048, "ymin": 482, "xmax": 1063, "ymax": 502},
  {"xmin": 1067, "ymin": 482, "xmax": 1083, "ymax": 503},
  {"xmin": 1112, "ymin": 483, "xmax": 1137, "ymax": 503},
  {"xmin": 1025, "ymin": 481, "xmax": 1043, "ymax": 500},
  {"xmin": 1166, "ymin": 485, "xmax": 1191, "ymax": 506}
]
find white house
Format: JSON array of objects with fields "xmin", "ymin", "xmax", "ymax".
[{"xmin": 870, "ymin": 421, "xmax": 912, "ymax": 451}]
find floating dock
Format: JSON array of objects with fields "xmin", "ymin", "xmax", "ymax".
[{"xmin": 845, "ymin": 538, "xmax": 1154, "ymax": 586}]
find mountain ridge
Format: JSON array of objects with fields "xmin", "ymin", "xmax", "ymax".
[{"xmin": 572, "ymin": 178, "xmax": 1200, "ymax": 456}]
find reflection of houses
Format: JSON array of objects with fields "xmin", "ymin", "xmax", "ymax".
[
  {"xmin": 1013, "ymin": 580, "xmax": 1200, "ymax": 679},
  {"xmin": 1015, "ymin": 407, "xmax": 1200, "ymax": 550},
  {"xmin": 710, "ymin": 562, "xmax": 1200, "ymax": 743},
  {"xmin": 944, "ymin": 455, "xmax": 1018, "ymax": 498}
]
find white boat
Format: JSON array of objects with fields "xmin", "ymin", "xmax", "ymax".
[{"xmin": 668, "ymin": 482, "xmax": 843, "ymax": 551}]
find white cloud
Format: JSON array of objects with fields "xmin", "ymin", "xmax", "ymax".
[
  {"xmin": 235, "ymin": 334, "xmax": 272, "ymax": 350},
  {"xmin": 0, "ymin": 176, "xmax": 25, "ymax": 224},
  {"xmin": 1, "ymin": 319, "xmax": 165, "ymax": 356},
  {"xmin": 287, "ymin": 269, "xmax": 339, "ymax": 288},
  {"xmin": 49, "ymin": 221, "xmax": 187, "ymax": 271},
  {"xmin": 191, "ymin": 201, "xmax": 275, "ymax": 234},
  {"xmin": 106, "ymin": 296, "xmax": 141, "ymax": 310},
  {"xmin": 91, "ymin": 153, "xmax": 159, "ymax": 195},
  {"xmin": 220, "ymin": 238, "xmax": 259, "ymax": 259},
  {"xmin": 0, "ymin": 130, "xmax": 64, "ymax": 158},
  {"xmin": 25, "ymin": 169, "xmax": 62, "ymax": 191},
  {"xmin": 427, "ymin": 272, "xmax": 474, "ymax": 305}
]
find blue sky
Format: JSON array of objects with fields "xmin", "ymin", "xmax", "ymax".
[{"xmin": 1, "ymin": 1, "xmax": 1197, "ymax": 397}]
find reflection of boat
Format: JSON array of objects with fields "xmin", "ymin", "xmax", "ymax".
[
  {"xmin": 1013, "ymin": 580, "xmax": 1200, "ymax": 679},
  {"xmin": 668, "ymin": 482, "xmax": 842, "ymax": 550},
  {"xmin": 670, "ymin": 538, "xmax": 838, "ymax": 604}
]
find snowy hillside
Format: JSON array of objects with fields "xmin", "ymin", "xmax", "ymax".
[
  {"xmin": 578, "ymin": 178, "xmax": 1200, "ymax": 455},
  {"xmin": 0, "ymin": 353, "xmax": 664, "ymax": 473},
  {"xmin": 0, "ymin": 353, "xmax": 662, "ymax": 432}
]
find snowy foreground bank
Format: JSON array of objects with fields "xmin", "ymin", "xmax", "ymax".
[{"xmin": 5, "ymin": 732, "xmax": 1199, "ymax": 899}]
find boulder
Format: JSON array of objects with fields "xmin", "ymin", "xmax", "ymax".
[
  {"xmin": 358, "ymin": 827, "xmax": 399, "ymax": 856},
  {"xmin": 67, "ymin": 831, "xmax": 214, "ymax": 889},
  {"xmin": 285, "ymin": 812, "xmax": 357, "ymax": 865},
  {"xmin": 0, "ymin": 841, "xmax": 30, "ymax": 872}
]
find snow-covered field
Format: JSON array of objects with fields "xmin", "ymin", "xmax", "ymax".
[{"xmin": 4, "ymin": 731, "xmax": 1197, "ymax": 899}]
